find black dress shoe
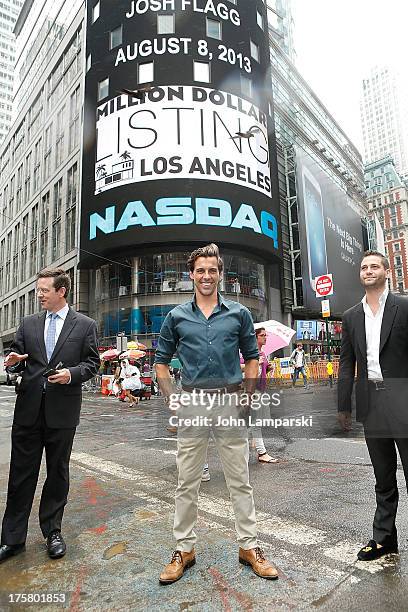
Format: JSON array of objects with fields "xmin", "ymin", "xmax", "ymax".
[
  {"xmin": 46, "ymin": 531, "xmax": 66, "ymax": 559},
  {"xmin": 357, "ymin": 539, "xmax": 398, "ymax": 561},
  {"xmin": 0, "ymin": 543, "xmax": 25, "ymax": 564}
]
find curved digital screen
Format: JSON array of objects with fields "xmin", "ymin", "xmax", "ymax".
[{"xmin": 80, "ymin": 0, "xmax": 281, "ymax": 266}]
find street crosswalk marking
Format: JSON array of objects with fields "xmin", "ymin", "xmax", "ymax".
[
  {"xmin": 0, "ymin": 408, "xmax": 13, "ymax": 417},
  {"xmin": 71, "ymin": 451, "xmax": 397, "ymax": 575}
]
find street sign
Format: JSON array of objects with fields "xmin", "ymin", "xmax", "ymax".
[
  {"xmin": 315, "ymin": 274, "xmax": 334, "ymax": 298},
  {"xmin": 321, "ymin": 299, "xmax": 330, "ymax": 318},
  {"xmin": 116, "ymin": 335, "xmax": 128, "ymax": 352}
]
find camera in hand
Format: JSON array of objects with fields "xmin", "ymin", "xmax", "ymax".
[{"xmin": 43, "ymin": 361, "xmax": 63, "ymax": 378}]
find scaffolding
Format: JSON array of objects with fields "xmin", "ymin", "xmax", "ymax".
[{"xmin": 283, "ymin": 144, "xmax": 303, "ymax": 310}]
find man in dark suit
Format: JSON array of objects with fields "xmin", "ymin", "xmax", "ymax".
[
  {"xmin": 0, "ymin": 268, "xmax": 100, "ymax": 563},
  {"xmin": 338, "ymin": 250, "xmax": 408, "ymax": 561}
]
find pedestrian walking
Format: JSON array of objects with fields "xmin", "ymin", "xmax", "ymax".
[
  {"xmin": 326, "ymin": 360, "xmax": 334, "ymax": 387},
  {"xmin": 338, "ymin": 250, "xmax": 408, "ymax": 561},
  {"xmin": 155, "ymin": 243, "xmax": 278, "ymax": 584},
  {"xmin": 0, "ymin": 268, "xmax": 100, "ymax": 564},
  {"xmin": 290, "ymin": 344, "xmax": 309, "ymax": 388}
]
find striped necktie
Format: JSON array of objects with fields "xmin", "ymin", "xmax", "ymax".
[{"xmin": 46, "ymin": 313, "xmax": 58, "ymax": 362}]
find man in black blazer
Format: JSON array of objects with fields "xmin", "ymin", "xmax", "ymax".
[
  {"xmin": 0, "ymin": 268, "xmax": 100, "ymax": 563},
  {"xmin": 338, "ymin": 251, "xmax": 408, "ymax": 561}
]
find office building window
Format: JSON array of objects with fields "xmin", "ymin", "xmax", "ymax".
[
  {"xmin": 250, "ymin": 40, "xmax": 259, "ymax": 62},
  {"xmin": 92, "ymin": 1, "xmax": 100, "ymax": 23},
  {"xmin": 193, "ymin": 61, "xmax": 210, "ymax": 83},
  {"xmin": 52, "ymin": 219, "xmax": 61, "ymax": 260},
  {"xmin": 110, "ymin": 25, "xmax": 123, "ymax": 49},
  {"xmin": 257, "ymin": 10, "xmax": 264, "ymax": 29},
  {"xmin": 20, "ymin": 246, "xmax": 27, "ymax": 283},
  {"xmin": 10, "ymin": 300, "xmax": 17, "ymax": 328},
  {"xmin": 65, "ymin": 206, "xmax": 76, "ymax": 253},
  {"xmin": 98, "ymin": 77, "xmax": 109, "ymax": 101},
  {"xmin": 241, "ymin": 75, "xmax": 252, "ymax": 97},
  {"xmin": 40, "ymin": 230, "xmax": 48, "ymax": 269},
  {"xmin": 29, "ymin": 239, "xmax": 37, "ymax": 277},
  {"xmin": 33, "ymin": 138, "xmax": 41, "ymax": 192},
  {"xmin": 69, "ymin": 87, "xmax": 80, "ymax": 152},
  {"xmin": 4, "ymin": 304, "xmax": 9, "ymax": 329},
  {"xmin": 31, "ymin": 203, "xmax": 39, "ymax": 237},
  {"xmin": 157, "ymin": 14, "xmax": 175, "ymax": 34},
  {"xmin": 138, "ymin": 62, "xmax": 154, "ymax": 84},
  {"xmin": 53, "ymin": 179, "xmax": 62, "ymax": 218},
  {"xmin": 19, "ymin": 295, "xmax": 25, "ymax": 321},
  {"xmin": 41, "ymin": 192, "xmax": 50, "ymax": 230},
  {"xmin": 43, "ymin": 123, "xmax": 52, "ymax": 181},
  {"xmin": 28, "ymin": 290, "xmax": 35, "ymax": 315},
  {"xmin": 67, "ymin": 163, "xmax": 78, "ymax": 207},
  {"xmin": 55, "ymin": 106, "xmax": 65, "ymax": 169},
  {"xmin": 206, "ymin": 18, "xmax": 221, "ymax": 40}
]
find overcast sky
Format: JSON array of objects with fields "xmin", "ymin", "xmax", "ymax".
[{"xmin": 291, "ymin": 0, "xmax": 408, "ymax": 154}]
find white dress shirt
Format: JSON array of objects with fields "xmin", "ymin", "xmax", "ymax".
[
  {"xmin": 44, "ymin": 303, "xmax": 71, "ymax": 383},
  {"xmin": 362, "ymin": 287, "xmax": 389, "ymax": 380},
  {"xmin": 44, "ymin": 303, "xmax": 70, "ymax": 346}
]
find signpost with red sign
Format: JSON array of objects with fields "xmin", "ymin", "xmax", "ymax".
[
  {"xmin": 315, "ymin": 274, "xmax": 334, "ymax": 298},
  {"xmin": 315, "ymin": 274, "xmax": 334, "ymax": 359}
]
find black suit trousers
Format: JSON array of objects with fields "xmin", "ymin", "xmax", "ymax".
[
  {"xmin": 1, "ymin": 395, "xmax": 76, "ymax": 545},
  {"xmin": 363, "ymin": 388, "xmax": 408, "ymax": 547}
]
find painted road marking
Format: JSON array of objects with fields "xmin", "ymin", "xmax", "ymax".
[
  {"xmin": 323, "ymin": 438, "xmax": 366, "ymax": 445},
  {"xmin": 323, "ymin": 540, "xmax": 398, "ymax": 574},
  {"xmin": 0, "ymin": 408, "xmax": 13, "ymax": 417},
  {"xmin": 144, "ymin": 437, "xmax": 178, "ymax": 442},
  {"xmin": 71, "ymin": 451, "xmax": 392, "ymax": 575}
]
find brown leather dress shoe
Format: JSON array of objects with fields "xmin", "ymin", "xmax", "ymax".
[
  {"xmin": 159, "ymin": 550, "xmax": 196, "ymax": 584},
  {"xmin": 239, "ymin": 547, "xmax": 279, "ymax": 579}
]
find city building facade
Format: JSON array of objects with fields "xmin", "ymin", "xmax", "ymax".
[
  {"xmin": 0, "ymin": 0, "xmax": 22, "ymax": 144},
  {"xmin": 266, "ymin": 0, "xmax": 295, "ymax": 62},
  {"xmin": 0, "ymin": 0, "xmax": 368, "ymax": 355},
  {"xmin": 0, "ymin": 0, "xmax": 84, "ymax": 350},
  {"xmin": 269, "ymin": 33, "xmax": 368, "ymax": 322},
  {"xmin": 360, "ymin": 65, "xmax": 408, "ymax": 177},
  {"xmin": 365, "ymin": 156, "xmax": 408, "ymax": 294}
]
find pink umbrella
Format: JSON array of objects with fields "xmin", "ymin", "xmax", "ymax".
[{"xmin": 254, "ymin": 320, "xmax": 296, "ymax": 357}]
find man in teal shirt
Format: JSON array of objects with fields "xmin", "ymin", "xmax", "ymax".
[{"xmin": 155, "ymin": 243, "xmax": 278, "ymax": 584}]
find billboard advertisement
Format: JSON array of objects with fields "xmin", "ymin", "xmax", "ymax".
[
  {"xmin": 80, "ymin": 0, "xmax": 281, "ymax": 267},
  {"xmin": 295, "ymin": 148, "xmax": 365, "ymax": 315}
]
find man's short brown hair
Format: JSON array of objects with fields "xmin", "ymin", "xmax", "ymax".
[
  {"xmin": 37, "ymin": 268, "xmax": 71, "ymax": 296},
  {"xmin": 187, "ymin": 243, "xmax": 224, "ymax": 273},
  {"xmin": 362, "ymin": 250, "xmax": 390, "ymax": 270}
]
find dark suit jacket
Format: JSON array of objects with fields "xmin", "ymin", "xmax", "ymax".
[
  {"xmin": 10, "ymin": 307, "xmax": 100, "ymax": 428},
  {"xmin": 338, "ymin": 292, "xmax": 408, "ymax": 423}
]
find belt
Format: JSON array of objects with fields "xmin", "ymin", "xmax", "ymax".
[
  {"xmin": 368, "ymin": 380, "xmax": 386, "ymax": 391},
  {"xmin": 182, "ymin": 383, "xmax": 242, "ymax": 394}
]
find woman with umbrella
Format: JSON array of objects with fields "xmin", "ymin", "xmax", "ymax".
[
  {"xmin": 251, "ymin": 328, "xmax": 279, "ymax": 463},
  {"xmin": 250, "ymin": 321, "xmax": 295, "ymax": 463}
]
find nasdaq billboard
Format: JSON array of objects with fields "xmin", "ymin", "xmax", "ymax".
[
  {"xmin": 80, "ymin": 0, "xmax": 281, "ymax": 266},
  {"xmin": 295, "ymin": 147, "xmax": 365, "ymax": 315}
]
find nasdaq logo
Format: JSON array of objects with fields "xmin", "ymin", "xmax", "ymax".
[{"xmin": 89, "ymin": 197, "xmax": 278, "ymax": 248}]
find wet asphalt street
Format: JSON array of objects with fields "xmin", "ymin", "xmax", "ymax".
[{"xmin": 0, "ymin": 383, "xmax": 407, "ymax": 612}]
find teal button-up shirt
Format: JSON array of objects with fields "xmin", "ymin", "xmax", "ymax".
[{"xmin": 154, "ymin": 294, "xmax": 259, "ymax": 388}]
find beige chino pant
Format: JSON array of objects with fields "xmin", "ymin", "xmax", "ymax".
[{"xmin": 172, "ymin": 392, "xmax": 258, "ymax": 552}]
